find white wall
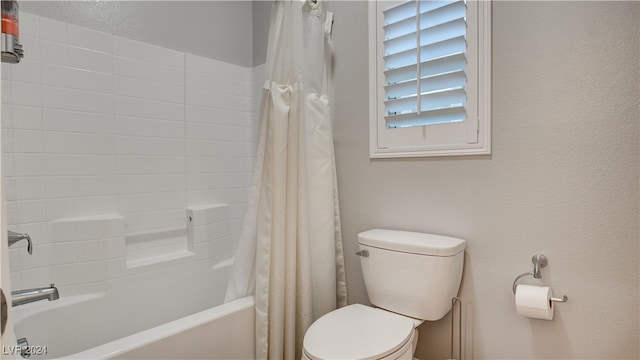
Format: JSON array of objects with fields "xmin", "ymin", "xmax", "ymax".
[
  {"xmin": 329, "ymin": 1, "xmax": 639, "ymax": 359},
  {"xmin": 252, "ymin": 1, "xmax": 271, "ymax": 66},
  {"xmin": 19, "ymin": 1, "xmax": 254, "ymax": 68},
  {"xmin": 2, "ymin": 13, "xmax": 260, "ymax": 295}
]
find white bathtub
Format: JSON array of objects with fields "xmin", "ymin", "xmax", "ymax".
[{"xmin": 12, "ymin": 260, "xmax": 255, "ymax": 359}]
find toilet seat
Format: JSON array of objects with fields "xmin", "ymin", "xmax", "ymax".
[{"xmin": 302, "ymin": 304, "xmax": 415, "ymax": 360}]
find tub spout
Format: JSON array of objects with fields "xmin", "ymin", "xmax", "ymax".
[{"xmin": 11, "ymin": 284, "xmax": 59, "ymax": 307}]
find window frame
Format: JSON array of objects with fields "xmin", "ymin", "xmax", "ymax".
[{"xmin": 368, "ymin": 0, "xmax": 492, "ymax": 158}]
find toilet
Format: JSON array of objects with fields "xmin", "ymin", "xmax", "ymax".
[{"xmin": 302, "ymin": 229, "xmax": 466, "ymax": 360}]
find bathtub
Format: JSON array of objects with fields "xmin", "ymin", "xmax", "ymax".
[{"xmin": 12, "ymin": 260, "xmax": 255, "ymax": 359}]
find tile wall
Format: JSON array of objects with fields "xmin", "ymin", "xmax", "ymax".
[{"xmin": 2, "ymin": 13, "xmax": 262, "ymax": 294}]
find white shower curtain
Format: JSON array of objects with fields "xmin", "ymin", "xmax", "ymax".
[{"xmin": 225, "ymin": 0, "xmax": 347, "ymax": 358}]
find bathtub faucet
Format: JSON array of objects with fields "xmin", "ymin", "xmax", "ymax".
[
  {"xmin": 8, "ymin": 230, "xmax": 32, "ymax": 255},
  {"xmin": 11, "ymin": 284, "xmax": 59, "ymax": 307}
]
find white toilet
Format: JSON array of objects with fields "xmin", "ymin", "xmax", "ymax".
[{"xmin": 302, "ymin": 229, "xmax": 466, "ymax": 360}]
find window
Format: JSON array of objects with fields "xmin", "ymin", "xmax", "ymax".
[{"xmin": 369, "ymin": 0, "xmax": 491, "ymax": 158}]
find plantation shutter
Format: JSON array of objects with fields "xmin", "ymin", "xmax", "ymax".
[{"xmin": 383, "ymin": 0, "xmax": 467, "ymax": 129}]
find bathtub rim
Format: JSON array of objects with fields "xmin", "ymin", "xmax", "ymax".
[{"xmin": 12, "ymin": 292, "xmax": 105, "ymax": 324}]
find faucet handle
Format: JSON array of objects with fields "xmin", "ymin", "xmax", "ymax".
[{"xmin": 8, "ymin": 231, "xmax": 33, "ymax": 255}]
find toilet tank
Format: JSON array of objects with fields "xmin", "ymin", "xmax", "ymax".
[{"xmin": 358, "ymin": 229, "xmax": 466, "ymax": 321}]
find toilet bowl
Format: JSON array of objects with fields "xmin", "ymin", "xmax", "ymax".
[
  {"xmin": 302, "ymin": 229, "xmax": 466, "ymax": 360},
  {"xmin": 302, "ymin": 304, "xmax": 422, "ymax": 360}
]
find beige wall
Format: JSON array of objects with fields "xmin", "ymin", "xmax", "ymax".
[{"xmin": 328, "ymin": 1, "xmax": 639, "ymax": 359}]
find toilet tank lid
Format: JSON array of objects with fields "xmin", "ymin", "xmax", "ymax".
[{"xmin": 358, "ymin": 229, "xmax": 466, "ymax": 256}]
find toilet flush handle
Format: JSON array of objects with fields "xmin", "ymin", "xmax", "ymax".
[{"xmin": 355, "ymin": 249, "xmax": 369, "ymax": 257}]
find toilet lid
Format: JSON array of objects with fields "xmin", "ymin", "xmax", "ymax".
[{"xmin": 303, "ymin": 304, "xmax": 415, "ymax": 360}]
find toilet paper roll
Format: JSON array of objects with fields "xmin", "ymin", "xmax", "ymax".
[{"xmin": 515, "ymin": 284, "xmax": 554, "ymax": 320}]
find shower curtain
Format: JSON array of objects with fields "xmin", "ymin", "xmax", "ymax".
[{"xmin": 225, "ymin": 0, "xmax": 347, "ymax": 358}]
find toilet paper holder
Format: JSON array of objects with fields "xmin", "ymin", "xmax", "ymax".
[{"xmin": 512, "ymin": 254, "xmax": 568, "ymax": 303}]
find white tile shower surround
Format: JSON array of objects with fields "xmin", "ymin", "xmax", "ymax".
[{"xmin": 2, "ymin": 13, "xmax": 264, "ymax": 294}]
